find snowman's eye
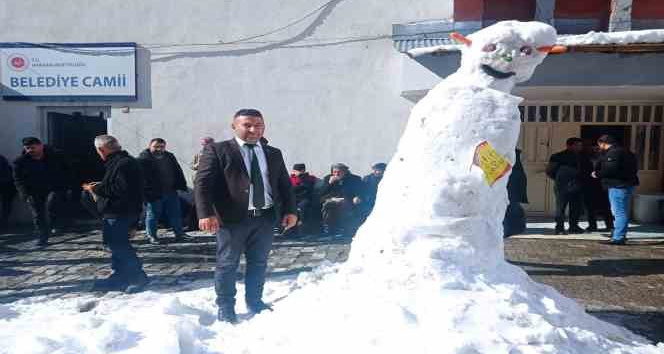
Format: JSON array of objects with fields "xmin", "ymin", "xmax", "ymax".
[
  {"xmin": 520, "ymin": 46, "xmax": 533, "ymax": 55},
  {"xmin": 482, "ymin": 43, "xmax": 497, "ymax": 52}
]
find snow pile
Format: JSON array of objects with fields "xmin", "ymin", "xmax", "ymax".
[
  {"xmin": 408, "ymin": 28, "xmax": 664, "ymax": 57},
  {"xmin": 2, "ymin": 21, "xmax": 664, "ymax": 353}
]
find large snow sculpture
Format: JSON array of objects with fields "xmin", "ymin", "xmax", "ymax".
[{"xmin": 350, "ymin": 21, "xmax": 562, "ymax": 271}]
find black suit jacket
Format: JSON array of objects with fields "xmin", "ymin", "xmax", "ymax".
[{"xmin": 194, "ymin": 139, "xmax": 296, "ymax": 223}]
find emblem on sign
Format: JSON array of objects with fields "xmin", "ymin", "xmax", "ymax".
[{"xmin": 7, "ymin": 54, "xmax": 29, "ymax": 71}]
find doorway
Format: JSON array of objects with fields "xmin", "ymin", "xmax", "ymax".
[
  {"xmin": 47, "ymin": 111, "xmax": 107, "ymax": 184},
  {"xmin": 46, "ymin": 109, "xmax": 108, "ymax": 219}
]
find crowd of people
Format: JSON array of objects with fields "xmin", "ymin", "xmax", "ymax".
[
  {"xmin": 0, "ymin": 108, "xmax": 387, "ymax": 321},
  {"xmin": 0, "ymin": 108, "xmax": 643, "ymax": 322},
  {"xmin": 545, "ymin": 135, "xmax": 639, "ymax": 245}
]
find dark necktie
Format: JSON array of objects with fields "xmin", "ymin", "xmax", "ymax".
[{"xmin": 246, "ymin": 144, "xmax": 265, "ymax": 209}]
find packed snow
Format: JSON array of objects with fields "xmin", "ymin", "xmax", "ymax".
[
  {"xmin": 2, "ymin": 21, "xmax": 663, "ymax": 353},
  {"xmin": 407, "ymin": 28, "xmax": 664, "ymax": 57},
  {"xmin": 557, "ymin": 28, "xmax": 664, "ymax": 46}
]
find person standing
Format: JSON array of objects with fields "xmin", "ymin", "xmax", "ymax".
[
  {"xmin": 83, "ymin": 135, "xmax": 148, "ymax": 292},
  {"xmin": 139, "ymin": 138, "xmax": 192, "ymax": 244},
  {"xmin": 195, "ymin": 108, "xmax": 297, "ymax": 323},
  {"xmin": 361, "ymin": 162, "xmax": 386, "ymax": 216},
  {"xmin": 186, "ymin": 137, "xmax": 215, "ymax": 230},
  {"xmin": 190, "ymin": 137, "xmax": 215, "ymax": 176},
  {"xmin": 504, "ymin": 149, "xmax": 528, "ymax": 237},
  {"xmin": 545, "ymin": 137, "xmax": 588, "ymax": 235},
  {"xmin": 0, "ymin": 154, "xmax": 16, "ymax": 230},
  {"xmin": 583, "ymin": 142, "xmax": 614, "ymax": 232},
  {"xmin": 592, "ymin": 134, "xmax": 639, "ymax": 245},
  {"xmin": 13, "ymin": 137, "xmax": 72, "ymax": 246}
]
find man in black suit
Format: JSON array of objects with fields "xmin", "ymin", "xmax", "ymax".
[{"xmin": 195, "ymin": 108, "xmax": 297, "ymax": 323}]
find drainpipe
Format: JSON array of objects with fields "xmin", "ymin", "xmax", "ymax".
[{"xmin": 609, "ymin": 0, "xmax": 632, "ymax": 32}]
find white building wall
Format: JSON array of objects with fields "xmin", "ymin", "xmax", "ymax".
[{"xmin": 0, "ymin": 0, "xmax": 453, "ymax": 183}]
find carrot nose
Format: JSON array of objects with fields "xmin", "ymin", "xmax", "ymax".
[
  {"xmin": 450, "ymin": 32, "xmax": 472, "ymax": 46},
  {"xmin": 537, "ymin": 45, "xmax": 567, "ymax": 54}
]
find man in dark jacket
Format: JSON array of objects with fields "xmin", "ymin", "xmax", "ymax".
[
  {"xmin": 320, "ymin": 163, "xmax": 365, "ymax": 235},
  {"xmin": 504, "ymin": 149, "xmax": 528, "ymax": 237},
  {"xmin": 138, "ymin": 138, "xmax": 192, "ymax": 244},
  {"xmin": 592, "ymin": 134, "xmax": 639, "ymax": 245},
  {"xmin": 83, "ymin": 135, "xmax": 148, "ymax": 293},
  {"xmin": 0, "ymin": 154, "xmax": 16, "ymax": 230},
  {"xmin": 13, "ymin": 137, "xmax": 72, "ymax": 246},
  {"xmin": 545, "ymin": 137, "xmax": 590, "ymax": 235},
  {"xmin": 195, "ymin": 108, "xmax": 297, "ymax": 323},
  {"xmin": 583, "ymin": 142, "xmax": 614, "ymax": 232},
  {"xmin": 289, "ymin": 163, "xmax": 317, "ymax": 231},
  {"xmin": 362, "ymin": 162, "xmax": 386, "ymax": 216}
]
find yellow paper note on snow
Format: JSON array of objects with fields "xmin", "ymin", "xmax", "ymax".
[{"xmin": 473, "ymin": 141, "xmax": 512, "ymax": 186}]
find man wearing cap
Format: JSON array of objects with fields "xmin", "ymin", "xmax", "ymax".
[
  {"xmin": 362, "ymin": 162, "xmax": 386, "ymax": 215},
  {"xmin": 195, "ymin": 108, "xmax": 297, "ymax": 323},
  {"xmin": 290, "ymin": 163, "xmax": 318, "ymax": 232},
  {"xmin": 592, "ymin": 134, "xmax": 639, "ymax": 245}
]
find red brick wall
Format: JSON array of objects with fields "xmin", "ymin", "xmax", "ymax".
[
  {"xmin": 632, "ymin": 0, "xmax": 664, "ymax": 19},
  {"xmin": 554, "ymin": 0, "xmax": 610, "ymax": 19},
  {"xmin": 454, "ymin": 0, "xmax": 484, "ymax": 21},
  {"xmin": 454, "ymin": 0, "xmax": 535, "ymax": 21},
  {"xmin": 484, "ymin": 0, "xmax": 535, "ymax": 21}
]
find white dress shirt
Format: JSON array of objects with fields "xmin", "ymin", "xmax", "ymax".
[{"xmin": 234, "ymin": 137, "xmax": 274, "ymax": 210}]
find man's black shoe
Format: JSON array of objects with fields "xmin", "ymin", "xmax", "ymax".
[
  {"xmin": 247, "ymin": 301, "xmax": 273, "ymax": 314},
  {"xmin": 600, "ymin": 239, "xmax": 627, "ymax": 246},
  {"xmin": 554, "ymin": 229, "xmax": 567, "ymax": 235},
  {"xmin": 218, "ymin": 308, "xmax": 238, "ymax": 324},
  {"xmin": 568, "ymin": 227, "xmax": 585, "ymax": 234},
  {"xmin": 174, "ymin": 233, "xmax": 195, "ymax": 243},
  {"xmin": 92, "ymin": 273, "xmax": 129, "ymax": 292},
  {"xmin": 125, "ymin": 272, "xmax": 149, "ymax": 294}
]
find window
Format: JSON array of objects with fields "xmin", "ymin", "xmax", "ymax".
[
  {"xmin": 649, "ymin": 126, "xmax": 661, "ymax": 170},
  {"xmin": 635, "ymin": 126, "xmax": 647, "ymax": 170},
  {"xmin": 607, "ymin": 106, "xmax": 616, "ymax": 122}
]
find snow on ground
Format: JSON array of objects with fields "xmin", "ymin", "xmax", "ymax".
[
  {"xmin": 2, "ymin": 21, "xmax": 664, "ymax": 353},
  {"xmin": 407, "ymin": 28, "xmax": 664, "ymax": 57}
]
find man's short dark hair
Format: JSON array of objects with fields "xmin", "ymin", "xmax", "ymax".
[
  {"xmin": 22, "ymin": 137, "xmax": 42, "ymax": 146},
  {"xmin": 149, "ymin": 138, "xmax": 166, "ymax": 145},
  {"xmin": 597, "ymin": 134, "xmax": 617, "ymax": 145},
  {"xmin": 293, "ymin": 163, "xmax": 306, "ymax": 171},
  {"xmin": 566, "ymin": 137, "xmax": 582, "ymax": 146},
  {"xmin": 372, "ymin": 162, "xmax": 387, "ymax": 171},
  {"xmin": 234, "ymin": 108, "xmax": 263, "ymax": 118}
]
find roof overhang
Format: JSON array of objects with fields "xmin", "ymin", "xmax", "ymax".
[{"xmin": 400, "ymin": 50, "xmax": 664, "ymax": 102}]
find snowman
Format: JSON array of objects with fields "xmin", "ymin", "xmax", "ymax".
[{"xmin": 348, "ymin": 21, "xmax": 566, "ymax": 270}]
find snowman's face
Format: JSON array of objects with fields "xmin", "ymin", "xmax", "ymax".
[
  {"xmin": 453, "ymin": 21, "xmax": 562, "ymax": 83},
  {"xmin": 471, "ymin": 35, "xmax": 545, "ymax": 82}
]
